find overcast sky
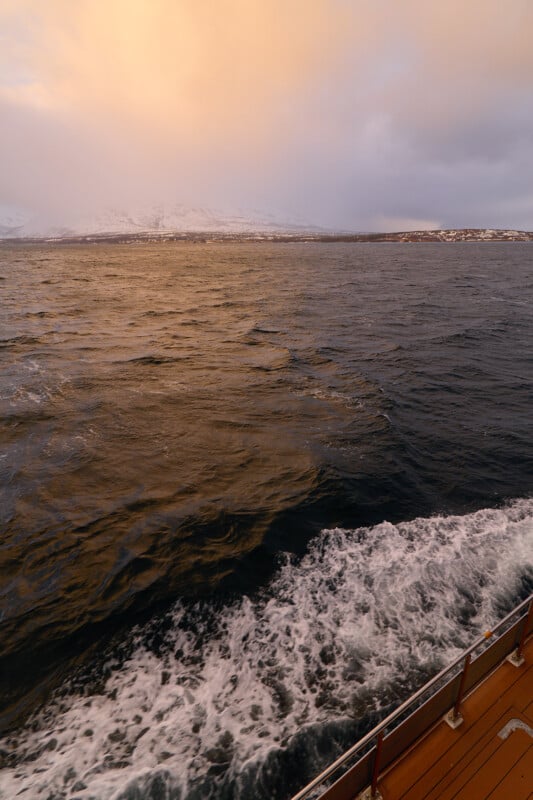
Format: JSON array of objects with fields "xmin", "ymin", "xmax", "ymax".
[{"xmin": 1, "ymin": 0, "xmax": 532, "ymax": 231}]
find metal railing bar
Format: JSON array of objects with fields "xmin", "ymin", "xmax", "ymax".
[
  {"xmin": 290, "ymin": 593, "xmax": 532, "ymax": 800},
  {"xmin": 515, "ymin": 599, "xmax": 533, "ymax": 661}
]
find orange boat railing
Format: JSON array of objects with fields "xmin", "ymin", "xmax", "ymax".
[{"xmin": 290, "ymin": 593, "xmax": 533, "ymax": 800}]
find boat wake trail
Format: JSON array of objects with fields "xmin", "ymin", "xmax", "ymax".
[{"xmin": 1, "ymin": 499, "xmax": 532, "ymax": 800}]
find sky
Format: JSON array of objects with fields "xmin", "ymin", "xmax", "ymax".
[{"xmin": 1, "ymin": 0, "xmax": 533, "ymax": 231}]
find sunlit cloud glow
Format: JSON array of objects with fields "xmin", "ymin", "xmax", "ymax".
[{"xmin": 1, "ymin": 0, "xmax": 532, "ymax": 230}]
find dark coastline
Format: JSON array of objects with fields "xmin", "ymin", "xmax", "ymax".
[{"xmin": 1, "ymin": 227, "xmax": 533, "ymax": 246}]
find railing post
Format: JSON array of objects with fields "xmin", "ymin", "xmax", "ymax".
[
  {"xmin": 444, "ymin": 653, "xmax": 471, "ymax": 729},
  {"xmin": 507, "ymin": 600, "xmax": 533, "ymax": 667},
  {"xmin": 370, "ymin": 731, "xmax": 384, "ymax": 798},
  {"xmin": 453, "ymin": 653, "xmax": 471, "ymax": 720}
]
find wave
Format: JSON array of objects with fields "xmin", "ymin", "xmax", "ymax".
[
  {"xmin": 1, "ymin": 499, "xmax": 531, "ymax": 800},
  {"xmin": 141, "ymin": 310, "xmax": 184, "ymax": 318},
  {"xmin": 0, "ymin": 335, "xmax": 43, "ymax": 349},
  {"xmin": 118, "ymin": 355, "xmax": 188, "ymax": 366}
]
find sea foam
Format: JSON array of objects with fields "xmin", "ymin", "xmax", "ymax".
[{"xmin": 1, "ymin": 499, "xmax": 531, "ymax": 800}]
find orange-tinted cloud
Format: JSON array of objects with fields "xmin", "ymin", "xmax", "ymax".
[
  {"xmin": 1, "ymin": 1, "xmax": 532, "ymax": 229},
  {"xmin": 3, "ymin": 1, "xmax": 358, "ymax": 156}
]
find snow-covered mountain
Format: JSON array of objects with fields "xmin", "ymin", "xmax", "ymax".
[
  {"xmin": 0, "ymin": 206, "xmax": 30, "ymax": 238},
  {"xmin": 1, "ymin": 205, "xmax": 531, "ymax": 242},
  {"xmin": 0, "ymin": 204, "xmax": 316, "ymax": 239}
]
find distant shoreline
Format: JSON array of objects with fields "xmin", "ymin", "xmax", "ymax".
[{"xmin": 1, "ymin": 228, "xmax": 532, "ymax": 245}]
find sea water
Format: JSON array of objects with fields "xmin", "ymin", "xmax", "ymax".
[{"xmin": 0, "ymin": 242, "xmax": 532, "ymax": 799}]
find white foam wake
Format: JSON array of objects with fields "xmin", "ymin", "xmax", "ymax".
[{"xmin": 1, "ymin": 499, "xmax": 531, "ymax": 800}]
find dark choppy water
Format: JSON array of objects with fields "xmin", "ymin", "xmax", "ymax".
[{"xmin": 0, "ymin": 242, "xmax": 532, "ymax": 799}]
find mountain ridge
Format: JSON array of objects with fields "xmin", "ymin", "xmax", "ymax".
[
  {"xmin": 0, "ymin": 204, "xmax": 320, "ymax": 239},
  {"xmin": 0, "ymin": 205, "xmax": 531, "ymax": 243},
  {"xmin": 1, "ymin": 228, "xmax": 532, "ymax": 244}
]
